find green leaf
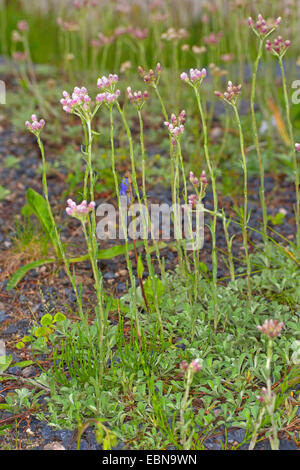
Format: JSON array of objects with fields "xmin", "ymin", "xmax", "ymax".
[
  {"xmin": 0, "ymin": 404, "xmax": 10, "ymax": 410},
  {"xmin": 40, "ymin": 314, "xmax": 53, "ymax": 327},
  {"xmin": 53, "ymin": 312, "xmax": 67, "ymax": 323},
  {"xmin": 26, "ymin": 188, "xmax": 61, "ymax": 257},
  {"xmin": 137, "ymin": 254, "xmax": 144, "ymax": 278},
  {"xmin": 7, "ymin": 241, "xmax": 169, "ymax": 291},
  {"xmin": 0, "ymin": 355, "xmax": 12, "ymax": 374},
  {"xmin": 34, "ymin": 326, "xmax": 51, "ymax": 338},
  {"xmin": 22, "ymin": 336, "xmax": 31, "ymax": 343},
  {"xmin": 12, "ymin": 360, "xmax": 34, "ymax": 368},
  {"xmin": 16, "ymin": 342, "xmax": 25, "ymax": 350},
  {"xmin": 6, "ymin": 258, "xmax": 55, "ymax": 291}
]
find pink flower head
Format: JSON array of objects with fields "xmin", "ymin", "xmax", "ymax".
[
  {"xmin": 60, "ymin": 86, "xmax": 92, "ymax": 114},
  {"xmin": 66, "ymin": 199, "xmax": 95, "ymax": 219},
  {"xmin": 248, "ymin": 13, "xmax": 281, "ymax": 37},
  {"xmin": 204, "ymin": 32, "xmax": 222, "ymax": 45},
  {"xmin": 257, "ymin": 387, "xmax": 268, "ymax": 403},
  {"xmin": 133, "ymin": 28, "xmax": 148, "ymax": 40},
  {"xmin": 96, "ymin": 90, "xmax": 120, "ymax": 105},
  {"xmin": 257, "ymin": 319, "xmax": 284, "ymax": 338},
  {"xmin": 180, "ymin": 358, "xmax": 202, "ymax": 374},
  {"xmin": 97, "ymin": 74, "xmax": 119, "ymax": 91},
  {"xmin": 295, "ymin": 143, "xmax": 300, "ymax": 152},
  {"xmin": 190, "ymin": 358, "xmax": 202, "ymax": 373},
  {"xmin": 180, "ymin": 360, "xmax": 189, "ymax": 372},
  {"xmin": 138, "ymin": 63, "xmax": 162, "ymax": 87},
  {"xmin": 266, "ymin": 36, "xmax": 291, "ymax": 57},
  {"xmin": 181, "ymin": 68, "xmax": 206, "ymax": 87},
  {"xmin": 17, "ymin": 20, "xmax": 29, "ymax": 32},
  {"xmin": 126, "ymin": 86, "xmax": 148, "ymax": 109},
  {"xmin": 200, "ymin": 170, "xmax": 208, "ymax": 185},
  {"xmin": 164, "ymin": 111, "xmax": 186, "ymax": 141},
  {"xmin": 188, "ymin": 193, "xmax": 199, "ymax": 209},
  {"xmin": 215, "ymin": 81, "xmax": 242, "ymax": 104},
  {"xmin": 189, "ymin": 171, "xmax": 199, "ymax": 186},
  {"xmin": 25, "ymin": 114, "xmax": 45, "ymax": 135},
  {"xmin": 73, "ymin": 0, "xmax": 98, "ymax": 9}
]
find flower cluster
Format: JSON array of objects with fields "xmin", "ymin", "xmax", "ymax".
[
  {"xmin": 180, "ymin": 68, "xmax": 207, "ymax": 86},
  {"xmin": 295, "ymin": 143, "xmax": 300, "ymax": 152},
  {"xmin": 188, "ymin": 170, "xmax": 208, "ymax": 208},
  {"xmin": 90, "ymin": 32, "xmax": 114, "ymax": 48},
  {"xmin": 138, "ymin": 63, "xmax": 162, "ymax": 87},
  {"xmin": 97, "ymin": 74, "xmax": 119, "ymax": 91},
  {"xmin": 17, "ymin": 20, "xmax": 29, "ymax": 33},
  {"xmin": 127, "ymin": 87, "xmax": 149, "ymax": 109},
  {"xmin": 189, "ymin": 170, "xmax": 207, "ymax": 187},
  {"xmin": 60, "ymin": 87, "xmax": 91, "ymax": 114},
  {"xmin": 133, "ymin": 28, "xmax": 148, "ymax": 40},
  {"xmin": 215, "ymin": 81, "xmax": 242, "ymax": 104},
  {"xmin": 25, "ymin": 115, "xmax": 45, "ymax": 135},
  {"xmin": 96, "ymin": 90, "xmax": 120, "ymax": 105},
  {"xmin": 181, "ymin": 44, "xmax": 207, "ymax": 55},
  {"xmin": 204, "ymin": 32, "xmax": 222, "ymax": 45},
  {"xmin": 161, "ymin": 27, "xmax": 189, "ymax": 41},
  {"xmin": 13, "ymin": 51, "xmax": 27, "ymax": 61},
  {"xmin": 266, "ymin": 36, "xmax": 291, "ymax": 57},
  {"xmin": 12, "ymin": 20, "xmax": 29, "ymax": 43},
  {"xmin": 257, "ymin": 386, "xmax": 275, "ymax": 405},
  {"xmin": 95, "ymin": 74, "xmax": 120, "ymax": 105},
  {"xmin": 248, "ymin": 13, "xmax": 281, "ymax": 37},
  {"xmin": 73, "ymin": 0, "xmax": 98, "ymax": 9},
  {"xmin": 164, "ymin": 111, "xmax": 186, "ymax": 143},
  {"xmin": 91, "ymin": 27, "xmax": 149, "ymax": 49},
  {"xmin": 66, "ymin": 199, "xmax": 95, "ymax": 219},
  {"xmin": 209, "ymin": 63, "xmax": 227, "ymax": 78},
  {"xmin": 57, "ymin": 18, "xmax": 79, "ymax": 32},
  {"xmin": 257, "ymin": 319, "xmax": 284, "ymax": 338},
  {"xmin": 180, "ymin": 358, "xmax": 202, "ymax": 374}
]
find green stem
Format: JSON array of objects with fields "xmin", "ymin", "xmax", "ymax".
[
  {"xmin": 232, "ymin": 105, "xmax": 252, "ymax": 307},
  {"xmin": 36, "ymin": 136, "xmax": 85, "ymax": 322},
  {"xmin": 278, "ymin": 56, "xmax": 300, "ymax": 250},
  {"xmin": 250, "ymin": 39, "xmax": 269, "ymax": 259},
  {"xmin": 194, "ymin": 87, "xmax": 218, "ymax": 329}
]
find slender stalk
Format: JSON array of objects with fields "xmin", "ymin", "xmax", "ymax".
[
  {"xmin": 250, "ymin": 39, "xmax": 269, "ymax": 259},
  {"xmin": 222, "ymin": 211, "xmax": 235, "ymax": 282},
  {"xmin": 278, "ymin": 56, "xmax": 300, "ymax": 250},
  {"xmin": 232, "ymin": 105, "xmax": 252, "ymax": 306},
  {"xmin": 194, "ymin": 87, "xmax": 219, "ymax": 329},
  {"xmin": 108, "ymin": 106, "xmax": 142, "ymax": 341},
  {"xmin": 117, "ymin": 103, "xmax": 163, "ymax": 333},
  {"xmin": 81, "ymin": 221, "xmax": 106, "ymax": 383},
  {"xmin": 36, "ymin": 137, "xmax": 85, "ymax": 322}
]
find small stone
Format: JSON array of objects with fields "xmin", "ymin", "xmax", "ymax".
[
  {"xmin": 3, "ymin": 324, "xmax": 17, "ymax": 335},
  {"xmin": 41, "ymin": 424, "xmax": 54, "ymax": 440},
  {"xmin": 0, "ymin": 311, "xmax": 6, "ymax": 323},
  {"xmin": 44, "ymin": 441, "xmax": 65, "ymax": 450},
  {"xmin": 79, "ymin": 439, "xmax": 89, "ymax": 450},
  {"xmin": 118, "ymin": 269, "xmax": 128, "ymax": 276},
  {"xmin": 22, "ymin": 365, "xmax": 36, "ymax": 378},
  {"xmin": 55, "ymin": 429, "xmax": 74, "ymax": 448},
  {"xmin": 103, "ymin": 272, "xmax": 115, "ymax": 279},
  {"xmin": 7, "ymin": 366, "xmax": 22, "ymax": 376}
]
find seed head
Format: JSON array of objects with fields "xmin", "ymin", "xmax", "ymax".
[{"xmin": 257, "ymin": 319, "xmax": 284, "ymax": 338}]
